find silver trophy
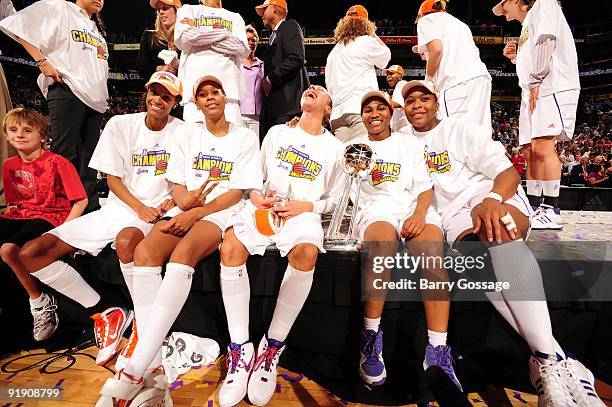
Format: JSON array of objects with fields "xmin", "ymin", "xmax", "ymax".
[
  {"xmin": 253, "ymin": 179, "xmax": 292, "ymax": 236},
  {"xmin": 324, "ymin": 143, "xmax": 374, "ymax": 250}
]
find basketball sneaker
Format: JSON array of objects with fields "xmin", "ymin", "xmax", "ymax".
[
  {"xmin": 531, "ymin": 204, "xmax": 563, "ymax": 230},
  {"xmin": 115, "ymin": 321, "xmax": 138, "ymax": 372},
  {"xmin": 92, "ymin": 307, "xmax": 134, "ymax": 366},
  {"xmin": 529, "ymin": 352, "xmax": 575, "ymax": 406},
  {"xmin": 219, "ymin": 341, "xmax": 254, "ymax": 407},
  {"xmin": 95, "ymin": 369, "xmax": 144, "ymax": 407},
  {"xmin": 559, "ymin": 355, "xmax": 605, "ymax": 406},
  {"xmin": 423, "ymin": 344, "xmax": 463, "ymax": 391},
  {"xmin": 247, "ymin": 335, "xmax": 285, "ymax": 406},
  {"xmin": 31, "ymin": 292, "xmax": 59, "ymax": 341},
  {"xmin": 359, "ymin": 328, "xmax": 386, "ymax": 386}
]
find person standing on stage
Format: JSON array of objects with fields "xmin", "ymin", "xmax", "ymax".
[
  {"xmin": 0, "ymin": 0, "xmax": 109, "ymax": 214},
  {"xmin": 384, "ymin": 64, "xmax": 410, "ymax": 132},
  {"xmin": 241, "ymin": 24, "xmax": 264, "ymax": 138},
  {"xmin": 174, "ymin": 0, "xmax": 249, "ymax": 124},
  {"xmin": 137, "ymin": 0, "xmax": 182, "ymax": 81},
  {"xmin": 256, "ymin": 0, "xmax": 309, "ymax": 141},
  {"xmin": 492, "ymin": 0, "xmax": 580, "ymax": 230},
  {"xmin": 325, "ymin": 5, "xmax": 391, "ymax": 143},
  {"xmin": 415, "ymin": 0, "xmax": 492, "ymax": 132}
]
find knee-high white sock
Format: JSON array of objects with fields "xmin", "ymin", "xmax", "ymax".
[
  {"xmin": 124, "ymin": 263, "xmax": 193, "ymax": 379},
  {"xmin": 220, "ymin": 263, "xmax": 250, "ymax": 344},
  {"xmin": 541, "ymin": 180, "xmax": 560, "ymax": 197},
  {"xmin": 268, "ymin": 265, "xmax": 314, "ymax": 342},
  {"xmin": 32, "ymin": 261, "xmax": 100, "ymax": 307},
  {"xmin": 489, "ymin": 241, "xmax": 555, "ymax": 355},
  {"xmin": 132, "ymin": 266, "xmax": 163, "ymax": 368},
  {"xmin": 120, "ymin": 262, "xmax": 135, "ymax": 299}
]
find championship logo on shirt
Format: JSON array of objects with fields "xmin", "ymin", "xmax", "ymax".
[
  {"xmin": 9, "ymin": 169, "xmax": 34, "ymax": 199},
  {"xmin": 518, "ymin": 27, "xmax": 529, "ymax": 52},
  {"xmin": 132, "ymin": 149, "xmax": 170, "ymax": 176},
  {"xmin": 192, "ymin": 16, "xmax": 233, "ymax": 31},
  {"xmin": 424, "ymin": 150, "xmax": 451, "ymax": 174},
  {"xmin": 276, "ymin": 146, "xmax": 322, "ymax": 181},
  {"xmin": 192, "ymin": 153, "xmax": 233, "ymax": 181},
  {"xmin": 71, "ymin": 29, "xmax": 109, "ymax": 60},
  {"xmin": 371, "ymin": 159, "xmax": 401, "ymax": 186}
]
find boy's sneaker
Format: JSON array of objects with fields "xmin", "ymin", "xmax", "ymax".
[
  {"xmin": 92, "ymin": 307, "xmax": 134, "ymax": 366},
  {"xmin": 359, "ymin": 328, "xmax": 386, "ymax": 386},
  {"xmin": 31, "ymin": 293, "xmax": 59, "ymax": 341},
  {"xmin": 423, "ymin": 344, "xmax": 463, "ymax": 392},
  {"xmin": 115, "ymin": 321, "xmax": 138, "ymax": 372},
  {"xmin": 247, "ymin": 335, "xmax": 285, "ymax": 406},
  {"xmin": 529, "ymin": 352, "xmax": 575, "ymax": 406},
  {"xmin": 532, "ymin": 204, "xmax": 563, "ymax": 230},
  {"xmin": 219, "ymin": 341, "xmax": 254, "ymax": 407},
  {"xmin": 559, "ymin": 355, "xmax": 605, "ymax": 406}
]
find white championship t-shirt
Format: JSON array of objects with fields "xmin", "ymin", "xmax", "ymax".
[
  {"xmin": 352, "ymin": 132, "xmax": 432, "ymax": 222},
  {"xmin": 261, "ymin": 124, "xmax": 345, "ymax": 215},
  {"xmin": 89, "ymin": 113, "xmax": 184, "ymax": 211},
  {"xmin": 390, "ymin": 80, "xmax": 410, "ymax": 131},
  {"xmin": 0, "ymin": 0, "xmax": 109, "ymax": 113},
  {"xmin": 515, "ymin": 0, "xmax": 580, "ymax": 96},
  {"xmin": 413, "ymin": 118, "xmax": 512, "ymax": 222},
  {"xmin": 166, "ymin": 122, "xmax": 261, "ymax": 210},
  {"xmin": 417, "ymin": 12, "xmax": 490, "ymax": 91},
  {"xmin": 325, "ymin": 35, "xmax": 391, "ymax": 120},
  {"xmin": 175, "ymin": 4, "xmax": 248, "ymax": 104}
]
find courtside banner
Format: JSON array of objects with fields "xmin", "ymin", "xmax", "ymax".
[
  {"xmin": 360, "ymin": 241, "xmax": 611, "ymax": 302},
  {"xmin": 473, "ymin": 36, "xmax": 503, "ymax": 45}
]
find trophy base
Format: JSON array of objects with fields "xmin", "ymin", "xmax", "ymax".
[{"xmin": 323, "ymin": 239, "xmax": 360, "ymax": 252}]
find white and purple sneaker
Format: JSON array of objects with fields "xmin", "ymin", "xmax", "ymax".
[
  {"xmin": 423, "ymin": 344, "xmax": 463, "ymax": 392},
  {"xmin": 559, "ymin": 354, "xmax": 605, "ymax": 407},
  {"xmin": 247, "ymin": 336, "xmax": 285, "ymax": 406},
  {"xmin": 219, "ymin": 341, "xmax": 254, "ymax": 407},
  {"xmin": 359, "ymin": 328, "xmax": 386, "ymax": 386}
]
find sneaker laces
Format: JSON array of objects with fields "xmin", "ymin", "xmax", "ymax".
[
  {"xmin": 226, "ymin": 346, "xmax": 247, "ymax": 375},
  {"xmin": 32, "ymin": 303, "xmax": 57, "ymax": 330},
  {"xmin": 539, "ymin": 363, "xmax": 568, "ymax": 402},
  {"xmin": 254, "ymin": 343, "xmax": 280, "ymax": 372},
  {"xmin": 429, "ymin": 346, "xmax": 455, "ymax": 378},
  {"xmin": 362, "ymin": 331, "xmax": 381, "ymax": 365}
]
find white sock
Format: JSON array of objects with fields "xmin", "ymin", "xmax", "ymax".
[
  {"xmin": 428, "ymin": 329, "xmax": 447, "ymax": 347},
  {"xmin": 489, "ymin": 241, "xmax": 555, "ymax": 355},
  {"xmin": 541, "ymin": 180, "xmax": 560, "ymax": 197},
  {"xmin": 29, "ymin": 292, "xmax": 48, "ymax": 309},
  {"xmin": 526, "ymin": 180, "xmax": 542, "ymax": 197},
  {"xmin": 132, "ymin": 265, "xmax": 163, "ymax": 368},
  {"xmin": 119, "ymin": 261, "xmax": 135, "ymax": 299},
  {"xmin": 268, "ymin": 265, "xmax": 314, "ymax": 342},
  {"xmin": 220, "ymin": 263, "xmax": 250, "ymax": 344},
  {"xmin": 124, "ymin": 263, "xmax": 194, "ymax": 379},
  {"xmin": 31, "ymin": 261, "xmax": 100, "ymax": 308},
  {"xmin": 363, "ymin": 317, "xmax": 380, "ymax": 332}
]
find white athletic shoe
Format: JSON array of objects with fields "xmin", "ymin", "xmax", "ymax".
[
  {"xmin": 559, "ymin": 356, "xmax": 606, "ymax": 407},
  {"xmin": 247, "ymin": 336, "xmax": 285, "ymax": 406},
  {"xmin": 92, "ymin": 307, "xmax": 134, "ymax": 365},
  {"xmin": 31, "ymin": 293, "xmax": 59, "ymax": 341},
  {"xmin": 95, "ymin": 369, "xmax": 144, "ymax": 407},
  {"xmin": 219, "ymin": 341, "xmax": 254, "ymax": 407},
  {"xmin": 529, "ymin": 354, "xmax": 575, "ymax": 407},
  {"xmin": 531, "ymin": 205, "xmax": 563, "ymax": 230}
]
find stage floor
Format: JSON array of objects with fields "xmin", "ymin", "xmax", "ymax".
[{"xmin": 529, "ymin": 210, "xmax": 612, "ymax": 242}]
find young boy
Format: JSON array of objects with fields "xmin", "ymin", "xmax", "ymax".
[
  {"xmin": 217, "ymin": 85, "xmax": 344, "ymax": 407},
  {"xmin": 1, "ymin": 107, "xmax": 87, "ymax": 342},
  {"xmin": 17, "ymin": 72, "xmax": 184, "ymax": 365}
]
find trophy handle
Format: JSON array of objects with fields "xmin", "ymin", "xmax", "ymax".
[
  {"xmin": 326, "ymin": 175, "xmax": 354, "ymax": 240},
  {"xmin": 347, "ymin": 179, "xmax": 362, "ymax": 239}
]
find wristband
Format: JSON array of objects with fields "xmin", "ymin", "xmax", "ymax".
[
  {"xmin": 36, "ymin": 57, "xmax": 47, "ymax": 66},
  {"xmin": 485, "ymin": 192, "xmax": 503, "ymax": 202}
]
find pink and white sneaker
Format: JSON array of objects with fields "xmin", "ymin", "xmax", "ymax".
[{"xmin": 247, "ymin": 336, "xmax": 285, "ymax": 406}]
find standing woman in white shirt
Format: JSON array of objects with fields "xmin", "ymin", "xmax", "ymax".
[
  {"xmin": 325, "ymin": 5, "xmax": 391, "ymax": 143},
  {"xmin": 415, "ymin": 0, "xmax": 493, "ymax": 132},
  {"xmin": 0, "ymin": 0, "xmax": 109, "ymax": 213},
  {"xmin": 492, "ymin": 0, "xmax": 580, "ymax": 230}
]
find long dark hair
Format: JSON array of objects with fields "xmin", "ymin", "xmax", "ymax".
[{"xmin": 93, "ymin": 12, "xmax": 106, "ymax": 37}]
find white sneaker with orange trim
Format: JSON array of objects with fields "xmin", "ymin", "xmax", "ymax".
[
  {"xmin": 92, "ymin": 307, "xmax": 134, "ymax": 366},
  {"xmin": 115, "ymin": 321, "xmax": 138, "ymax": 372}
]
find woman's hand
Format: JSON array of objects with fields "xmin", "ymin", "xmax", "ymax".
[
  {"xmin": 273, "ymin": 200, "xmax": 313, "ymax": 220},
  {"xmin": 160, "ymin": 210, "xmax": 200, "ymax": 236},
  {"xmin": 503, "ymin": 40, "xmax": 517, "ymax": 61},
  {"xmin": 400, "ymin": 211, "xmax": 426, "ymax": 240},
  {"xmin": 472, "ymin": 198, "xmax": 518, "ymax": 243},
  {"xmin": 250, "ymin": 191, "xmax": 276, "ymax": 209},
  {"xmin": 38, "ymin": 60, "xmax": 63, "ymax": 83},
  {"xmin": 181, "ymin": 180, "xmax": 218, "ymax": 210}
]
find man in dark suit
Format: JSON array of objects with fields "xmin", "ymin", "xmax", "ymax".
[{"xmin": 255, "ymin": 0, "xmax": 309, "ymax": 141}]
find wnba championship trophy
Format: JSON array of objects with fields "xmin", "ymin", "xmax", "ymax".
[
  {"xmin": 324, "ymin": 143, "xmax": 374, "ymax": 250},
  {"xmin": 254, "ymin": 179, "xmax": 292, "ymax": 236}
]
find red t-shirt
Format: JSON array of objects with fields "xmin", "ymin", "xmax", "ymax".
[
  {"xmin": 2, "ymin": 151, "xmax": 86, "ymax": 227},
  {"xmin": 511, "ymin": 155, "xmax": 526, "ymax": 176}
]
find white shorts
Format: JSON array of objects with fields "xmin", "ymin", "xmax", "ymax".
[
  {"xmin": 228, "ymin": 201, "xmax": 325, "ymax": 257},
  {"xmin": 518, "ymin": 89, "xmax": 579, "ymax": 146},
  {"xmin": 440, "ymin": 76, "xmax": 492, "ymax": 133},
  {"xmin": 182, "ymin": 100, "xmax": 242, "ymax": 125},
  {"xmin": 164, "ymin": 204, "xmax": 240, "ymax": 233},
  {"xmin": 356, "ymin": 205, "xmax": 442, "ymax": 241},
  {"xmin": 47, "ymin": 205, "xmax": 153, "ymax": 256},
  {"xmin": 443, "ymin": 186, "xmax": 533, "ymax": 243}
]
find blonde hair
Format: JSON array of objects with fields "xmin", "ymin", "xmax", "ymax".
[
  {"xmin": 333, "ymin": 16, "xmax": 376, "ymax": 45},
  {"xmin": 151, "ymin": 9, "xmax": 177, "ymax": 51},
  {"xmin": 245, "ymin": 24, "xmax": 259, "ymax": 41},
  {"xmin": 3, "ymin": 108, "xmax": 49, "ymax": 141}
]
